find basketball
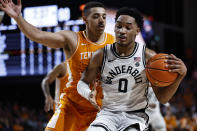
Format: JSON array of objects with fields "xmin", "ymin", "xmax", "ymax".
[{"xmin": 145, "ymin": 53, "xmax": 178, "ymax": 87}]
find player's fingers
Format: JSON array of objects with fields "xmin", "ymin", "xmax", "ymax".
[
  {"xmin": 98, "ymin": 107, "xmax": 101, "ymax": 111},
  {"xmin": 90, "ymin": 99, "xmax": 97, "ymax": 106},
  {"xmin": 96, "ymin": 106, "xmax": 101, "ymax": 111},
  {"xmin": 4, "ymin": 0, "xmax": 8, "ymax": 4},
  {"xmin": 91, "ymin": 101, "xmax": 100, "ymax": 110},
  {"xmin": 90, "ymin": 92, "xmax": 97, "ymax": 101},
  {"xmin": 165, "ymin": 59, "xmax": 181, "ymax": 64},
  {"xmin": 92, "ymin": 82, "xmax": 97, "ymax": 91},
  {"xmin": 0, "ymin": 6, "xmax": 6, "ymax": 12},
  {"xmin": 47, "ymin": 103, "xmax": 51, "ymax": 111},
  {"xmin": 50, "ymin": 100, "xmax": 55, "ymax": 110},
  {"xmin": 166, "ymin": 64, "xmax": 182, "ymax": 69},
  {"xmin": 90, "ymin": 97, "xmax": 96, "ymax": 103},
  {"xmin": 50, "ymin": 103, "xmax": 54, "ymax": 110},
  {"xmin": 170, "ymin": 54, "xmax": 178, "ymax": 59},
  {"xmin": 169, "ymin": 68, "xmax": 185, "ymax": 74},
  {"xmin": 0, "ymin": 0, "xmax": 6, "ymax": 7},
  {"xmin": 168, "ymin": 54, "xmax": 181, "ymax": 62},
  {"xmin": 92, "ymin": 88, "xmax": 97, "ymax": 95},
  {"xmin": 44, "ymin": 104, "xmax": 49, "ymax": 112},
  {"xmin": 169, "ymin": 68, "xmax": 181, "ymax": 73},
  {"xmin": 91, "ymin": 87, "xmax": 97, "ymax": 96},
  {"xmin": 89, "ymin": 93, "xmax": 93, "ymax": 99},
  {"xmin": 166, "ymin": 54, "xmax": 176, "ymax": 60},
  {"xmin": 95, "ymin": 105, "xmax": 101, "ymax": 111},
  {"xmin": 91, "ymin": 102, "xmax": 97, "ymax": 107},
  {"xmin": 0, "ymin": 3, "xmax": 7, "ymax": 11},
  {"xmin": 17, "ymin": 0, "xmax": 21, "ymax": 5},
  {"xmin": 0, "ymin": 4, "xmax": 3, "ymax": 10},
  {"xmin": 2, "ymin": 0, "xmax": 7, "ymax": 4},
  {"xmin": 92, "ymin": 86, "xmax": 96, "ymax": 92}
]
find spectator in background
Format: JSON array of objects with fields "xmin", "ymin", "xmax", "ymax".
[{"xmin": 164, "ymin": 106, "xmax": 177, "ymax": 130}]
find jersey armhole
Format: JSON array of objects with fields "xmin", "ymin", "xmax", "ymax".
[
  {"xmin": 142, "ymin": 44, "xmax": 146, "ymax": 68},
  {"xmin": 65, "ymin": 32, "xmax": 80, "ymax": 61},
  {"xmin": 58, "ymin": 74, "xmax": 67, "ymax": 81},
  {"xmin": 101, "ymin": 45, "xmax": 107, "ymax": 74}
]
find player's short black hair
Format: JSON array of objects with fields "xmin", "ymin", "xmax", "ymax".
[
  {"xmin": 115, "ymin": 7, "xmax": 144, "ymax": 30},
  {"xmin": 83, "ymin": 1, "xmax": 105, "ymax": 17}
]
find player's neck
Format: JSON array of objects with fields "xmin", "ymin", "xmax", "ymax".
[
  {"xmin": 115, "ymin": 42, "xmax": 136, "ymax": 57},
  {"xmin": 84, "ymin": 30, "xmax": 105, "ymax": 44}
]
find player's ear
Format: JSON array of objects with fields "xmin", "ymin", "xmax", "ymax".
[
  {"xmin": 136, "ymin": 27, "xmax": 140, "ymax": 35},
  {"xmin": 82, "ymin": 15, "xmax": 88, "ymax": 24},
  {"xmin": 114, "ymin": 22, "xmax": 117, "ymax": 32}
]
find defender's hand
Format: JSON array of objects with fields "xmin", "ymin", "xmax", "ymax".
[
  {"xmin": 44, "ymin": 95, "xmax": 55, "ymax": 112},
  {"xmin": 0, "ymin": 0, "xmax": 22, "ymax": 19},
  {"xmin": 88, "ymin": 85, "xmax": 101, "ymax": 111}
]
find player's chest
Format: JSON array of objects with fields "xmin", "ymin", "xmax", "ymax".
[{"xmin": 76, "ymin": 44, "xmax": 104, "ymax": 61}]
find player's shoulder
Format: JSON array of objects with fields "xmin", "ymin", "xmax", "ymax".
[
  {"xmin": 105, "ymin": 32, "xmax": 115, "ymax": 42},
  {"xmin": 53, "ymin": 63, "xmax": 66, "ymax": 72},
  {"xmin": 106, "ymin": 32, "xmax": 114, "ymax": 39},
  {"xmin": 58, "ymin": 30, "xmax": 77, "ymax": 36},
  {"xmin": 57, "ymin": 30, "xmax": 78, "ymax": 45},
  {"xmin": 105, "ymin": 32, "xmax": 113, "ymax": 37},
  {"xmin": 145, "ymin": 48, "xmax": 157, "ymax": 61}
]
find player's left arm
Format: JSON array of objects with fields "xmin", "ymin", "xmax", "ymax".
[
  {"xmin": 77, "ymin": 48, "xmax": 104, "ymax": 110},
  {"xmin": 41, "ymin": 63, "xmax": 66, "ymax": 112},
  {"xmin": 146, "ymin": 49, "xmax": 187, "ymax": 104},
  {"xmin": 145, "ymin": 48, "xmax": 157, "ymax": 62}
]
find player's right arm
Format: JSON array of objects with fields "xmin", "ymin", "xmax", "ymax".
[
  {"xmin": 0, "ymin": 0, "xmax": 77, "ymax": 49},
  {"xmin": 146, "ymin": 49, "xmax": 187, "ymax": 104},
  {"xmin": 145, "ymin": 48, "xmax": 157, "ymax": 62},
  {"xmin": 41, "ymin": 63, "xmax": 66, "ymax": 112},
  {"xmin": 77, "ymin": 48, "xmax": 104, "ymax": 110}
]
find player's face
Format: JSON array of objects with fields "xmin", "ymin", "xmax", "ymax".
[
  {"xmin": 84, "ymin": 7, "xmax": 106, "ymax": 34},
  {"xmin": 115, "ymin": 15, "xmax": 140, "ymax": 46}
]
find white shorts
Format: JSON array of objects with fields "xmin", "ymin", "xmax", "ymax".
[{"xmin": 88, "ymin": 109, "xmax": 148, "ymax": 131}]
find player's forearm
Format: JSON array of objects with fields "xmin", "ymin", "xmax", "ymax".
[
  {"xmin": 14, "ymin": 15, "xmax": 61, "ymax": 48},
  {"xmin": 77, "ymin": 80, "xmax": 91, "ymax": 100},
  {"xmin": 41, "ymin": 79, "xmax": 52, "ymax": 98},
  {"xmin": 155, "ymin": 75, "xmax": 185, "ymax": 104}
]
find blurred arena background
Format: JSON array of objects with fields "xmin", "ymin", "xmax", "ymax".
[{"xmin": 0, "ymin": 0, "xmax": 197, "ymax": 130}]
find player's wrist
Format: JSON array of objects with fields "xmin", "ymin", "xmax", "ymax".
[
  {"xmin": 13, "ymin": 13, "xmax": 22, "ymax": 21},
  {"xmin": 84, "ymin": 89, "xmax": 91, "ymax": 101},
  {"xmin": 45, "ymin": 95, "xmax": 52, "ymax": 100},
  {"xmin": 77, "ymin": 80, "xmax": 91, "ymax": 100},
  {"xmin": 88, "ymin": 92, "xmax": 93, "ymax": 101}
]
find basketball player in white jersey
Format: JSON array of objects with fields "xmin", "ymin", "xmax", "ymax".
[
  {"xmin": 146, "ymin": 86, "xmax": 167, "ymax": 131},
  {"xmin": 77, "ymin": 7, "xmax": 187, "ymax": 131}
]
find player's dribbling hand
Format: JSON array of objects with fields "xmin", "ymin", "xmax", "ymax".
[
  {"xmin": 165, "ymin": 54, "xmax": 187, "ymax": 77},
  {"xmin": 0, "ymin": 0, "xmax": 22, "ymax": 19},
  {"xmin": 44, "ymin": 95, "xmax": 55, "ymax": 112},
  {"xmin": 88, "ymin": 84, "xmax": 101, "ymax": 111}
]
